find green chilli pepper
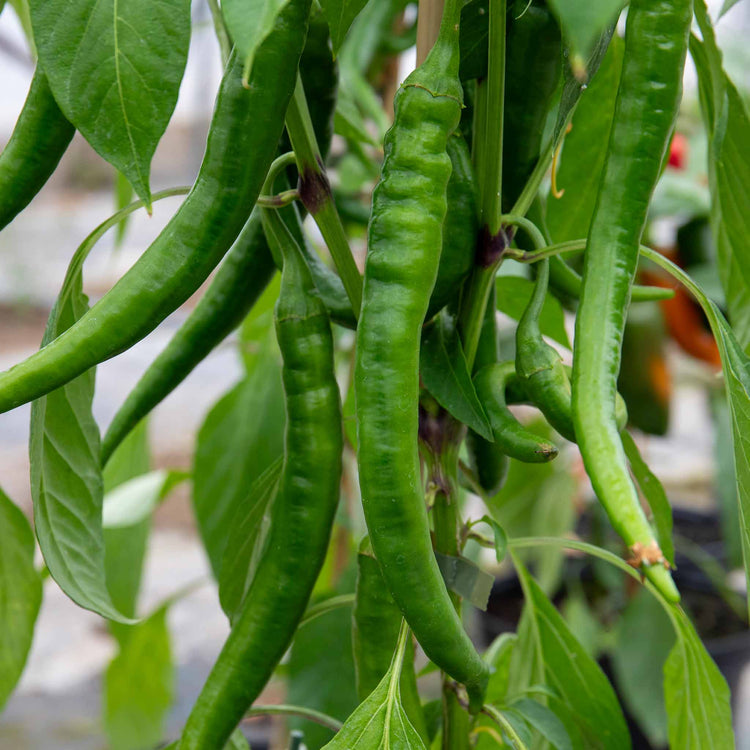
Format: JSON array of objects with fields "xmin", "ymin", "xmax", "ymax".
[
  {"xmin": 352, "ymin": 539, "xmax": 428, "ymax": 744},
  {"xmin": 179, "ymin": 201, "xmax": 342, "ymax": 750},
  {"xmin": 474, "ymin": 361, "xmax": 558, "ymax": 463},
  {"xmin": 465, "ymin": 286, "xmax": 509, "ymax": 496},
  {"xmin": 0, "ymin": 0, "xmax": 310, "ymax": 413},
  {"xmin": 0, "ymin": 70, "xmax": 75, "ymax": 232},
  {"xmin": 516, "ymin": 258, "xmax": 576, "ymax": 441},
  {"xmin": 572, "ymin": 0, "xmax": 691, "ymax": 601},
  {"xmin": 354, "ymin": 0, "xmax": 489, "ymax": 711}
]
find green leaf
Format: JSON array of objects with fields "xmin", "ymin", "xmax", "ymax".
[
  {"xmin": 219, "ymin": 457, "xmax": 282, "ymax": 621},
  {"xmin": 458, "ymin": 0, "xmax": 489, "ymax": 81},
  {"xmin": 239, "ymin": 275, "xmax": 279, "ymax": 374},
  {"xmin": 104, "ymin": 605, "xmax": 173, "ymax": 750},
  {"xmin": 690, "ymin": 18, "xmax": 750, "ymax": 350},
  {"xmin": 29, "ymin": 0, "xmax": 190, "ymax": 206},
  {"xmin": 322, "ymin": 624, "xmax": 426, "ymax": 750},
  {"xmin": 513, "ymin": 558, "xmax": 630, "ymax": 749},
  {"xmin": 0, "ymin": 489, "xmax": 42, "ymax": 711},
  {"xmin": 495, "ymin": 276, "xmax": 570, "ymax": 349},
  {"xmin": 640, "ymin": 246, "xmax": 750, "ymax": 625},
  {"xmin": 484, "ymin": 632, "xmax": 518, "ymax": 705},
  {"xmin": 611, "ymin": 590, "xmax": 673, "ymax": 748},
  {"xmin": 420, "ymin": 312, "xmax": 494, "ymax": 441},
  {"xmin": 288, "ymin": 586, "xmax": 358, "ymax": 748},
  {"xmin": 29, "ymin": 190, "xmax": 181, "ymax": 623},
  {"xmin": 29, "ymin": 237, "xmax": 128, "ymax": 622},
  {"xmin": 663, "ymin": 607, "xmax": 734, "ymax": 749},
  {"xmin": 102, "ymin": 421, "xmax": 152, "ymax": 621},
  {"xmin": 434, "ymin": 552, "xmax": 494, "ymax": 610},
  {"xmin": 719, "ymin": 0, "xmax": 742, "ymax": 17},
  {"xmin": 509, "ymin": 698, "xmax": 572, "ymax": 750},
  {"xmin": 546, "ymin": 35, "xmax": 623, "ymax": 244},
  {"xmin": 222, "ymin": 0, "xmax": 292, "ymax": 84},
  {"xmin": 474, "ymin": 514, "xmax": 508, "ymax": 563},
  {"xmin": 103, "ymin": 470, "xmax": 186, "ymax": 529},
  {"xmin": 621, "ymin": 431, "xmax": 675, "ymax": 567},
  {"xmin": 552, "ymin": 24, "xmax": 615, "ymax": 148},
  {"xmin": 192, "ymin": 358, "xmax": 285, "ymax": 579},
  {"xmin": 547, "ymin": 0, "xmax": 624, "ymax": 77},
  {"xmin": 320, "ymin": 0, "xmax": 368, "ymax": 56}
]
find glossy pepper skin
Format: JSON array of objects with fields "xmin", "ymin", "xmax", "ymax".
[
  {"xmin": 0, "ymin": 0, "xmax": 311, "ymax": 414},
  {"xmin": 0, "ymin": 70, "xmax": 75, "ymax": 232},
  {"xmin": 474, "ymin": 361, "xmax": 558, "ymax": 463},
  {"xmin": 516, "ymin": 259, "xmax": 577, "ymax": 441},
  {"xmin": 179, "ymin": 207, "xmax": 342, "ymax": 750},
  {"xmin": 572, "ymin": 0, "xmax": 691, "ymax": 602},
  {"xmin": 354, "ymin": 0, "xmax": 489, "ymax": 711},
  {"xmin": 352, "ymin": 539, "xmax": 429, "ymax": 744}
]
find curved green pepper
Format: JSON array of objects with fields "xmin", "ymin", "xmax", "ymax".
[
  {"xmin": 354, "ymin": 0, "xmax": 489, "ymax": 711},
  {"xmin": 572, "ymin": 0, "xmax": 690, "ymax": 601},
  {"xmin": 0, "ymin": 70, "xmax": 75, "ymax": 232}
]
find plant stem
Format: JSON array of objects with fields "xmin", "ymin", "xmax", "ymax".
[
  {"xmin": 458, "ymin": 0, "xmax": 507, "ymax": 371},
  {"xmin": 206, "ymin": 0, "xmax": 231, "ymax": 66},
  {"xmin": 284, "ymin": 75, "xmax": 363, "ymax": 316},
  {"xmin": 416, "ymin": 0, "xmax": 444, "ymax": 63},
  {"xmin": 244, "ymin": 705, "xmax": 343, "ymax": 732}
]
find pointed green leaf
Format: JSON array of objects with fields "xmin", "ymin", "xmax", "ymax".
[
  {"xmin": 509, "ymin": 698, "xmax": 572, "ymax": 750},
  {"xmin": 0, "ymin": 489, "xmax": 42, "ymax": 711},
  {"xmin": 322, "ymin": 625, "xmax": 427, "ymax": 749},
  {"xmin": 611, "ymin": 590, "xmax": 673, "ymax": 748},
  {"xmin": 192, "ymin": 358, "xmax": 285, "ymax": 579},
  {"xmin": 29, "ymin": 0, "xmax": 190, "ymax": 206},
  {"xmin": 621, "ymin": 431, "xmax": 675, "ymax": 567},
  {"xmin": 420, "ymin": 312, "xmax": 494, "ymax": 441},
  {"xmin": 690, "ymin": 20, "xmax": 750, "ymax": 350},
  {"xmin": 104, "ymin": 606, "xmax": 173, "ymax": 750},
  {"xmin": 663, "ymin": 608, "xmax": 734, "ymax": 748},
  {"xmin": 221, "ymin": 0, "xmax": 292, "ymax": 84},
  {"xmin": 513, "ymin": 558, "xmax": 630, "ymax": 749},
  {"xmin": 546, "ymin": 35, "xmax": 624, "ymax": 244},
  {"xmin": 320, "ymin": 0, "xmax": 368, "ymax": 56},
  {"xmin": 546, "ymin": 0, "xmax": 624, "ymax": 77},
  {"xmin": 30, "ymin": 241, "xmax": 128, "ymax": 622}
]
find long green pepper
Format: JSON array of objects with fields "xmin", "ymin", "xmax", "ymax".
[
  {"xmin": 354, "ymin": 0, "xmax": 489, "ymax": 710},
  {"xmin": 572, "ymin": 0, "xmax": 691, "ymax": 602},
  {"xmin": 0, "ymin": 70, "xmax": 75, "ymax": 232},
  {"xmin": 0, "ymin": 0, "xmax": 310, "ymax": 413},
  {"xmin": 179, "ymin": 203, "xmax": 342, "ymax": 750}
]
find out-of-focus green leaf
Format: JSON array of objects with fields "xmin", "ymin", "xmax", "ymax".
[
  {"xmin": 192, "ymin": 357, "xmax": 285, "ymax": 579},
  {"xmin": 320, "ymin": 0, "xmax": 369, "ymax": 56},
  {"xmin": 222, "ymin": 0, "xmax": 292, "ymax": 83},
  {"xmin": 547, "ymin": 0, "xmax": 624, "ymax": 77},
  {"xmin": 546, "ymin": 35, "xmax": 623, "ymax": 244},
  {"xmin": 421, "ymin": 313, "xmax": 493, "ymax": 441},
  {"xmin": 621, "ymin": 432, "xmax": 675, "ymax": 567},
  {"xmin": 496, "ymin": 276, "xmax": 570, "ymax": 349},
  {"xmin": 691, "ymin": 6, "xmax": 750, "ymax": 350},
  {"xmin": 611, "ymin": 590, "xmax": 673, "ymax": 747},
  {"xmin": 0, "ymin": 489, "xmax": 42, "ymax": 711},
  {"xmin": 663, "ymin": 607, "xmax": 734, "ymax": 748},
  {"xmin": 30, "ymin": 0, "xmax": 190, "ymax": 205},
  {"xmin": 104, "ymin": 606, "xmax": 173, "ymax": 750},
  {"xmin": 513, "ymin": 559, "xmax": 630, "ymax": 749}
]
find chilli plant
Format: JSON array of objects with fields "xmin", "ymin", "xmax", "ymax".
[{"xmin": 0, "ymin": 0, "xmax": 748, "ymax": 748}]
